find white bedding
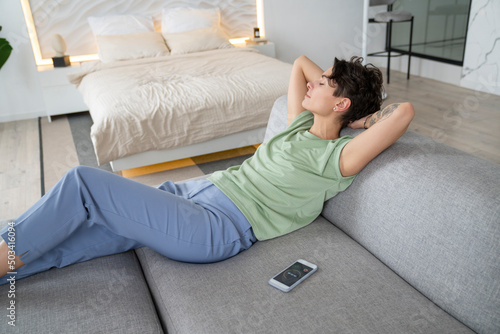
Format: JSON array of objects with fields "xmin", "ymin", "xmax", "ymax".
[{"xmin": 69, "ymin": 47, "xmax": 292, "ymax": 165}]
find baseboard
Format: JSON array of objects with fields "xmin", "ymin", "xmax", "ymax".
[
  {"xmin": 0, "ymin": 111, "xmax": 46, "ymax": 123},
  {"xmin": 369, "ymin": 56, "xmax": 463, "ymax": 86}
]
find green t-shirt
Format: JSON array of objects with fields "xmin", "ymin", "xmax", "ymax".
[{"xmin": 209, "ymin": 111, "xmax": 356, "ymax": 240}]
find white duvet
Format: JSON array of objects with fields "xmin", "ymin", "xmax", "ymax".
[{"xmin": 69, "ymin": 48, "xmax": 292, "ymax": 165}]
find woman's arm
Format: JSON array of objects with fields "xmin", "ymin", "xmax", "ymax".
[
  {"xmin": 339, "ymin": 102, "xmax": 415, "ymax": 177},
  {"xmin": 287, "ymin": 56, "xmax": 324, "ymax": 125}
]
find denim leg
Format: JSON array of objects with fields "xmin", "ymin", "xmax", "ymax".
[
  {"xmin": 2, "ymin": 224, "xmax": 141, "ymax": 283},
  {"xmin": 1, "ymin": 166, "xmax": 255, "ymax": 284}
]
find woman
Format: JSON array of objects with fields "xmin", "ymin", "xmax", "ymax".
[{"xmin": 0, "ymin": 55, "xmax": 414, "ymax": 283}]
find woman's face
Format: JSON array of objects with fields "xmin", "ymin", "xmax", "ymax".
[{"xmin": 301, "ymin": 67, "xmax": 338, "ymax": 116}]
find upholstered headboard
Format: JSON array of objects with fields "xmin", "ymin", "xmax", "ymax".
[{"xmin": 25, "ymin": 0, "xmax": 258, "ymax": 62}]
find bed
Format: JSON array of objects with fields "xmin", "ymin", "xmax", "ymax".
[
  {"xmin": 70, "ymin": 46, "xmax": 291, "ymax": 170},
  {"xmin": 65, "ymin": 8, "xmax": 292, "ymax": 171}
]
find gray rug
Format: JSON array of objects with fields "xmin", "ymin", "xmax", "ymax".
[{"xmin": 67, "ymin": 112, "xmax": 112, "ymax": 172}]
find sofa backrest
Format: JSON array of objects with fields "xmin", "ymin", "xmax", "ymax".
[{"xmin": 265, "ymin": 95, "xmax": 500, "ymax": 334}]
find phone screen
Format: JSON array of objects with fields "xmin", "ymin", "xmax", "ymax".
[{"xmin": 273, "ymin": 261, "xmax": 314, "ymax": 287}]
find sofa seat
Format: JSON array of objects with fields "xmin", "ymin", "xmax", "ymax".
[{"xmin": 136, "ymin": 216, "xmax": 473, "ymax": 334}]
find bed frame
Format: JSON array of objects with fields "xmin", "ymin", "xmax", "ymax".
[{"xmin": 109, "ymin": 127, "xmax": 265, "ymax": 171}]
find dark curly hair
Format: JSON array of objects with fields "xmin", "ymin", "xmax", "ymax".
[{"xmin": 327, "ymin": 56, "xmax": 383, "ymax": 128}]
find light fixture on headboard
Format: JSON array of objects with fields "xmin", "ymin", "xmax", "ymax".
[
  {"xmin": 256, "ymin": 0, "xmax": 264, "ymax": 37},
  {"xmin": 20, "ymin": 0, "xmax": 265, "ymax": 66},
  {"xmin": 20, "ymin": 0, "xmax": 99, "ymax": 65}
]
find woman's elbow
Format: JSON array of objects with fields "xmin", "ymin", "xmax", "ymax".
[
  {"xmin": 403, "ymin": 102, "xmax": 415, "ymax": 117},
  {"xmin": 294, "ymin": 55, "xmax": 310, "ymax": 66},
  {"xmin": 400, "ymin": 102, "xmax": 415, "ymax": 124}
]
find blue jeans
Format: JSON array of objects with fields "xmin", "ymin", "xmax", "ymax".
[{"xmin": 1, "ymin": 166, "xmax": 256, "ymax": 284}]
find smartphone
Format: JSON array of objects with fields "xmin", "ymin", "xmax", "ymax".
[{"xmin": 268, "ymin": 259, "xmax": 318, "ymax": 292}]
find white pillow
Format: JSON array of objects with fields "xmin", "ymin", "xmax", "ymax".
[
  {"xmin": 161, "ymin": 7, "xmax": 220, "ymax": 34},
  {"xmin": 96, "ymin": 32, "xmax": 169, "ymax": 62},
  {"xmin": 88, "ymin": 14, "xmax": 154, "ymax": 36},
  {"xmin": 162, "ymin": 27, "xmax": 232, "ymax": 55}
]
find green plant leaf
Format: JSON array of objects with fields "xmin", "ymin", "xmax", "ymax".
[{"xmin": 0, "ymin": 38, "xmax": 13, "ymax": 70}]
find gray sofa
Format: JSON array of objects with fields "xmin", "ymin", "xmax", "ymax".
[{"xmin": 1, "ymin": 95, "xmax": 499, "ymax": 334}]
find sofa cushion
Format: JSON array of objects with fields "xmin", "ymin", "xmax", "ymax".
[
  {"xmin": 263, "ymin": 94, "xmax": 288, "ymax": 143},
  {"xmin": 136, "ymin": 217, "xmax": 473, "ymax": 334},
  {"xmin": 323, "ymin": 128, "xmax": 500, "ymax": 334},
  {"xmin": 0, "ymin": 250, "xmax": 163, "ymax": 333}
]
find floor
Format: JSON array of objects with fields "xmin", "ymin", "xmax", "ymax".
[
  {"xmin": 387, "ymin": 71, "xmax": 500, "ymax": 163},
  {"xmin": 1, "ymin": 69, "xmax": 499, "ymax": 219}
]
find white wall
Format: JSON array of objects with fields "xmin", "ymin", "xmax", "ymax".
[
  {"xmin": 0, "ymin": 0, "xmax": 45, "ymax": 122},
  {"xmin": 263, "ymin": 0, "xmax": 364, "ymax": 70}
]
